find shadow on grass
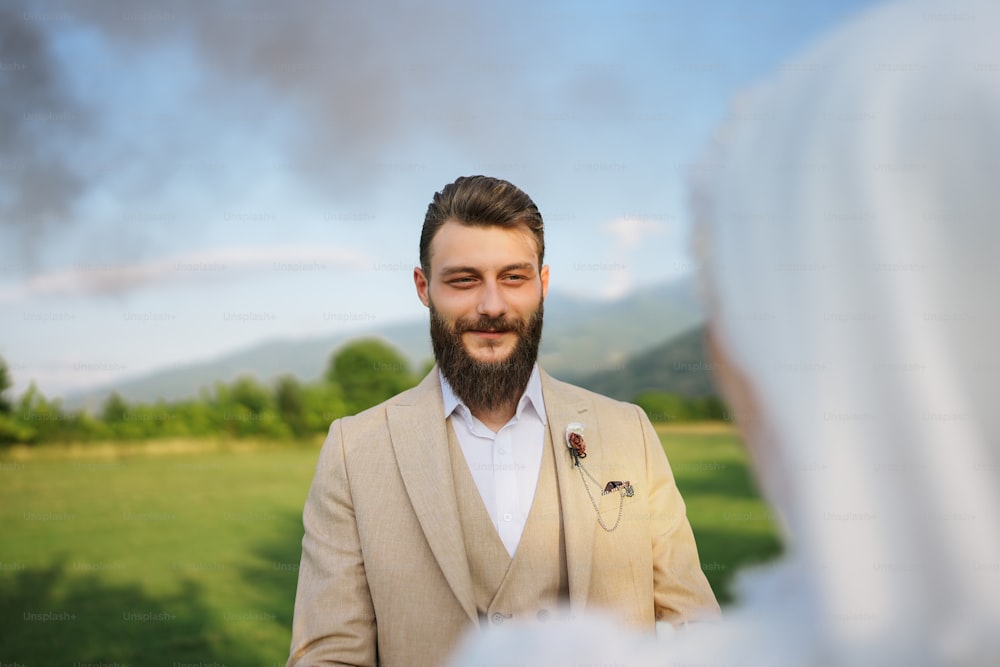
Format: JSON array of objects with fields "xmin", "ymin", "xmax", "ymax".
[
  {"xmin": 0, "ymin": 510, "xmax": 306, "ymax": 665},
  {"xmin": 237, "ymin": 510, "xmax": 305, "ymax": 646},
  {"xmin": 0, "ymin": 557, "xmax": 260, "ymax": 664}
]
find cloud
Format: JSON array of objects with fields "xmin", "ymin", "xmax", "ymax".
[
  {"xmin": 594, "ymin": 216, "xmax": 668, "ymax": 300},
  {"xmin": 602, "ymin": 215, "xmax": 667, "ymax": 249},
  {"xmin": 0, "ymin": 244, "xmax": 372, "ymax": 302}
]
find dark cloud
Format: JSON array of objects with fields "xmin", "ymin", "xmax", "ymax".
[
  {"xmin": 72, "ymin": 1, "xmax": 592, "ymax": 188},
  {"xmin": 0, "ymin": 0, "xmax": 639, "ymax": 259},
  {"xmin": 0, "ymin": 4, "xmax": 92, "ymax": 249}
]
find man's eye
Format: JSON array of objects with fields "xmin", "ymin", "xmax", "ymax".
[{"xmin": 449, "ymin": 277, "xmax": 476, "ymax": 285}]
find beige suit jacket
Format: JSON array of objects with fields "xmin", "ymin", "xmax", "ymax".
[{"xmin": 288, "ymin": 368, "xmax": 720, "ymax": 667}]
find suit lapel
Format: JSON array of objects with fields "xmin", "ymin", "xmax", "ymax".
[
  {"xmin": 386, "ymin": 371, "xmax": 478, "ymax": 624},
  {"xmin": 540, "ymin": 370, "xmax": 598, "ymax": 611}
]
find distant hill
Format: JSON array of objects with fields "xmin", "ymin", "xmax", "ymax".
[
  {"xmin": 64, "ymin": 277, "xmax": 705, "ymax": 411},
  {"xmin": 568, "ymin": 324, "xmax": 720, "ymax": 401},
  {"xmin": 538, "ymin": 277, "xmax": 703, "ymax": 377}
]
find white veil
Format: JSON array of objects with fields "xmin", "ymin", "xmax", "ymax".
[{"xmin": 692, "ymin": 0, "xmax": 1000, "ymax": 663}]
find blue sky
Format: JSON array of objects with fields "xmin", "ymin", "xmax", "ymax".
[{"xmin": 0, "ymin": 0, "xmax": 880, "ymax": 398}]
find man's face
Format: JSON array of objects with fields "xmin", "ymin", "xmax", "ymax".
[
  {"xmin": 415, "ymin": 220, "xmax": 549, "ymax": 362},
  {"xmin": 414, "ymin": 220, "xmax": 549, "ymax": 410}
]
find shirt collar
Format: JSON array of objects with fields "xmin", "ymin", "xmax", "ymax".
[{"xmin": 439, "ymin": 364, "xmax": 547, "ymax": 427}]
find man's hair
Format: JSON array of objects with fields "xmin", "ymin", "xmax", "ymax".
[{"xmin": 420, "ymin": 175, "xmax": 545, "ymax": 274}]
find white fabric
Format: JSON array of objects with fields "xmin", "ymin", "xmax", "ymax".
[
  {"xmin": 688, "ymin": 0, "xmax": 1000, "ymax": 663},
  {"xmin": 440, "ymin": 364, "xmax": 547, "ymax": 557}
]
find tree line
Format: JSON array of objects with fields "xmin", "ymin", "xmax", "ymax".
[
  {"xmin": 0, "ymin": 339, "xmax": 421, "ymax": 445},
  {"xmin": 0, "ymin": 339, "xmax": 729, "ymax": 446}
]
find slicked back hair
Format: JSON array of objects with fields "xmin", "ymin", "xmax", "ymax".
[{"xmin": 419, "ymin": 175, "xmax": 545, "ymax": 275}]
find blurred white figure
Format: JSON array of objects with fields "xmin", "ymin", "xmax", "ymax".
[{"xmin": 450, "ymin": 0, "xmax": 1000, "ymax": 664}]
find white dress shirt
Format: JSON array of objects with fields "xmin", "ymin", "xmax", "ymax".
[{"xmin": 440, "ymin": 365, "xmax": 547, "ymax": 557}]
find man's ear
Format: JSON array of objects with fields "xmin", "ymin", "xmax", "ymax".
[
  {"xmin": 414, "ymin": 266, "xmax": 431, "ymax": 307},
  {"xmin": 540, "ymin": 264, "xmax": 550, "ymax": 299}
]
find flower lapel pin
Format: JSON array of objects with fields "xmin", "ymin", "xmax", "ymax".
[
  {"xmin": 564, "ymin": 422, "xmax": 634, "ymax": 532},
  {"xmin": 565, "ymin": 422, "xmax": 587, "ymax": 464}
]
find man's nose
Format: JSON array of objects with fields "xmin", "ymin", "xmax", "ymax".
[{"xmin": 476, "ymin": 281, "xmax": 507, "ymax": 318}]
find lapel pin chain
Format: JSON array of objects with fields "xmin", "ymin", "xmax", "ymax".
[
  {"xmin": 578, "ymin": 462, "xmax": 625, "ymax": 532},
  {"xmin": 565, "ymin": 422, "xmax": 632, "ymax": 533}
]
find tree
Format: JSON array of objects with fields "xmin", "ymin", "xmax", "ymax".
[
  {"xmin": 0, "ymin": 356, "xmax": 12, "ymax": 414},
  {"xmin": 16, "ymin": 382, "xmax": 68, "ymax": 442},
  {"xmin": 275, "ymin": 375, "xmax": 310, "ymax": 438},
  {"xmin": 326, "ymin": 338, "xmax": 415, "ymax": 414},
  {"xmin": 303, "ymin": 382, "xmax": 347, "ymax": 433},
  {"xmin": 210, "ymin": 376, "xmax": 281, "ymax": 437},
  {"xmin": 229, "ymin": 376, "xmax": 271, "ymax": 415},
  {"xmin": 0, "ymin": 358, "xmax": 29, "ymax": 444},
  {"xmin": 102, "ymin": 392, "xmax": 129, "ymax": 423},
  {"xmin": 693, "ymin": 395, "xmax": 728, "ymax": 421}
]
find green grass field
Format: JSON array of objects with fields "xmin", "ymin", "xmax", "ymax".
[{"xmin": 0, "ymin": 426, "xmax": 781, "ymax": 665}]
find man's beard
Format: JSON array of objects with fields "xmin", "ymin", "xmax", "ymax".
[{"xmin": 429, "ymin": 300, "xmax": 544, "ymax": 415}]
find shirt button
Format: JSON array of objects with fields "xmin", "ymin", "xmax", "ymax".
[
  {"xmin": 503, "ymin": 513, "xmax": 512, "ymax": 522},
  {"xmin": 498, "ymin": 448, "xmax": 506, "ymax": 455},
  {"xmin": 537, "ymin": 609, "xmax": 550, "ymax": 621},
  {"xmin": 492, "ymin": 612, "xmax": 509, "ymax": 625}
]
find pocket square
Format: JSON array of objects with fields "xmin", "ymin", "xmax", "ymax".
[{"xmin": 602, "ymin": 480, "xmax": 634, "ymax": 497}]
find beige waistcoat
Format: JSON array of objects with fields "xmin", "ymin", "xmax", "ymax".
[{"xmin": 447, "ymin": 423, "xmax": 569, "ymax": 627}]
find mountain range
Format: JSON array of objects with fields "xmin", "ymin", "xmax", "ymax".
[
  {"xmin": 568, "ymin": 324, "xmax": 718, "ymax": 399},
  {"xmin": 64, "ymin": 277, "xmax": 717, "ymax": 410}
]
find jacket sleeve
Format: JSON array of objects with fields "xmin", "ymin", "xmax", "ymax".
[
  {"xmin": 287, "ymin": 418, "xmax": 377, "ymax": 667},
  {"xmin": 637, "ymin": 405, "xmax": 723, "ymax": 625}
]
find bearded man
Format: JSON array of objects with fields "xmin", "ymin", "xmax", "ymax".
[{"xmin": 287, "ymin": 175, "xmax": 720, "ymax": 667}]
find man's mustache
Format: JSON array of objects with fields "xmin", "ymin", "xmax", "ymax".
[{"xmin": 451, "ymin": 315, "xmax": 527, "ymax": 335}]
